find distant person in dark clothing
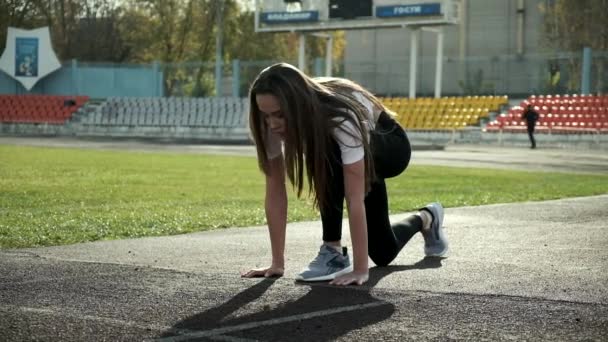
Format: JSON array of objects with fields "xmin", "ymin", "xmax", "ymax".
[
  {"xmin": 64, "ymin": 99, "xmax": 76, "ymax": 107},
  {"xmin": 521, "ymin": 104, "xmax": 540, "ymax": 149}
]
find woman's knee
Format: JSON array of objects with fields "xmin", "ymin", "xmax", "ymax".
[{"xmin": 369, "ymin": 251, "xmax": 396, "ymax": 267}]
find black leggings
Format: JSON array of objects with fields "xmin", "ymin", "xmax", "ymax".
[
  {"xmin": 527, "ymin": 125, "xmax": 536, "ymax": 148},
  {"xmin": 320, "ymin": 112, "xmax": 422, "ymax": 267}
]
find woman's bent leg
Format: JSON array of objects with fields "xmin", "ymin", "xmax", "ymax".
[{"xmin": 365, "ymin": 179, "xmax": 422, "ymax": 266}]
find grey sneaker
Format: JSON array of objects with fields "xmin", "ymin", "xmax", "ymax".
[
  {"xmin": 295, "ymin": 244, "xmax": 353, "ymax": 282},
  {"xmin": 421, "ymin": 202, "xmax": 449, "ymax": 257}
]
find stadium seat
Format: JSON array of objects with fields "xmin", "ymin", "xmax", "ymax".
[
  {"xmin": 82, "ymin": 96, "xmax": 249, "ymax": 129},
  {"xmin": 0, "ymin": 94, "xmax": 89, "ymax": 124},
  {"xmin": 382, "ymin": 95, "xmax": 507, "ymax": 131},
  {"xmin": 484, "ymin": 94, "xmax": 608, "ymax": 134}
]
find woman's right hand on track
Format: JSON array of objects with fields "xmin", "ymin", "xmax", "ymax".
[{"xmin": 240, "ymin": 266, "xmax": 284, "ymax": 278}]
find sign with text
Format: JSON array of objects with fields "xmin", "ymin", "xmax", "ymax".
[
  {"xmin": 376, "ymin": 3, "xmax": 442, "ymax": 18},
  {"xmin": 260, "ymin": 11, "xmax": 320, "ymax": 24},
  {"xmin": 254, "ymin": 0, "xmax": 458, "ymax": 32}
]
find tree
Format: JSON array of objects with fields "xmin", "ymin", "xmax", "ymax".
[
  {"xmin": 222, "ymin": 5, "xmax": 346, "ymax": 95},
  {"xmin": 119, "ymin": 0, "xmax": 213, "ymax": 95},
  {"xmin": 0, "ymin": 0, "xmax": 47, "ymax": 53},
  {"xmin": 68, "ymin": 1, "xmax": 132, "ymax": 62},
  {"xmin": 539, "ymin": 0, "xmax": 608, "ymax": 93},
  {"xmin": 0, "ymin": 0, "xmax": 347, "ymax": 97},
  {"xmin": 1, "ymin": 0, "xmax": 133, "ymax": 62}
]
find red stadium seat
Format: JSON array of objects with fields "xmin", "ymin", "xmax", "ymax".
[
  {"xmin": 488, "ymin": 94, "xmax": 608, "ymax": 134},
  {"xmin": 0, "ymin": 94, "xmax": 88, "ymax": 124}
]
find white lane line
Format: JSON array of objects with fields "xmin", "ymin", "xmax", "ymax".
[
  {"xmin": 158, "ymin": 301, "xmax": 387, "ymax": 342},
  {"xmin": 209, "ymin": 335, "xmax": 259, "ymax": 342},
  {"xmin": 3, "ymin": 306, "xmax": 171, "ymax": 332}
]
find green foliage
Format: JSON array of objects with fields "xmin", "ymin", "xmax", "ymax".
[
  {"xmin": 0, "ymin": 0, "xmax": 346, "ymax": 97},
  {"xmin": 0, "ymin": 2, "xmax": 46, "ymax": 54},
  {"xmin": 0, "ymin": 0, "xmax": 346, "ymax": 69},
  {"xmin": 191, "ymin": 72, "xmax": 216, "ymax": 97},
  {"xmin": 0, "ymin": 0, "xmax": 131, "ymax": 62},
  {"xmin": 539, "ymin": 0, "xmax": 608, "ymax": 92},
  {"xmin": 1, "ymin": 145, "xmax": 607, "ymax": 249},
  {"xmin": 539, "ymin": 0, "xmax": 608, "ymax": 51},
  {"xmin": 458, "ymin": 69, "xmax": 495, "ymax": 95}
]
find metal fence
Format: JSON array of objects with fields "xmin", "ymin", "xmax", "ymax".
[
  {"xmin": 1, "ymin": 50, "xmax": 605, "ymax": 99},
  {"xmin": 0, "ymin": 60, "xmax": 162, "ymax": 98},
  {"xmin": 342, "ymin": 51, "xmax": 608, "ymax": 97}
]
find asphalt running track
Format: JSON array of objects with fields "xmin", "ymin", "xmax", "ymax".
[{"xmin": 1, "ymin": 137, "xmax": 607, "ymax": 341}]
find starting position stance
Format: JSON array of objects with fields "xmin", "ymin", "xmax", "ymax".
[{"xmin": 241, "ymin": 63, "xmax": 448, "ymax": 286}]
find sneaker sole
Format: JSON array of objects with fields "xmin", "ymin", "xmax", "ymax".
[{"xmin": 294, "ymin": 264, "xmax": 354, "ymax": 282}]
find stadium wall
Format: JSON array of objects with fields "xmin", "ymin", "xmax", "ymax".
[
  {"xmin": 0, "ymin": 61, "xmax": 163, "ymax": 98},
  {"xmin": 343, "ymin": 0, "xmax": 549, "ymax": 96}
]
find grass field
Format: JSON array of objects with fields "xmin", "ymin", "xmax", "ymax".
[{"xmin": 1, "ymin": 144, "xmax": 607, "ymax": 249}]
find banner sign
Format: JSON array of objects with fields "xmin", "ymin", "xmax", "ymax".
[
  {"xmin": 376, "ymin": 3, "xmax": 442, "ymax": 18},
  {"xmin": 15, "ymin": 37, "xmax": 39, "ymax": 77},
  {"xmin": 0, "ymin": 27, "xmax": 61, "ymax": 90},
  {"xmin": 260, "ymin": 11, "xmax": 319, "ymax": 24}
]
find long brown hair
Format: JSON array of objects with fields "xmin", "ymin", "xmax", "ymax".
[{"xmin": 248, "ymin": 63, "xmax": 385, "ymax": 209}]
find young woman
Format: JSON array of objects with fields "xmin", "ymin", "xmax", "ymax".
[{"xmin": 241, "ymin": 63, "xmax": 448, "ymax": 286}]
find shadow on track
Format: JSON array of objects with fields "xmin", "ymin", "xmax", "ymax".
[{"xmin": 160, "ymin": 257, "xmax": 445, "ymax": 341}]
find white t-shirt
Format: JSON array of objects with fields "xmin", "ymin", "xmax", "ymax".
[{"xmin": 265, "ymin": 91, "xmax": 375, "ymax": 165}]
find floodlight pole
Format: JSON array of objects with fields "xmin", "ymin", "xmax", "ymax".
[
  {"xmin": 409, "ymin": 28, "xmax": 419, "ymax": 99},
  {"xmin": 254, "ymin": 0, "xmax": 260, "ymax": 32},
  {"xmin": 420, "ymin": 26, "xmax": 445, "ymax": 98},
  {"xmin": 298, "ymin": 33, "xmax": 306, "ymax": 72},
  {"xmin": 326, "ymin": 35, "xmax": 333, "ymax": 77},
  {"xmin": 215, "ymin": 0, "xmax": 224, "ymax": 97},
  {"xmin": 311, "ymin": 33, "xmax": 333, "ymax": 77},
  {"xmin": 581, "ymin": 47, "xmax": 591, "ymax": 94},
  {"xmin": 435, "ymin": 27, "xmax": 444, "ymax": 98}
]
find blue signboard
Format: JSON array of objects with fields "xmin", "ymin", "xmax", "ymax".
[
  {"xmin": 260, "ymin": 11, "xmax": 319, "ymax": 24},
  {"xmin": 376, "ymin": 3, "xmax": 442, "ymax": 18},
  {"xmin": 15, "ymin": 37, "xmax": 39, "ymax": 77}
]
